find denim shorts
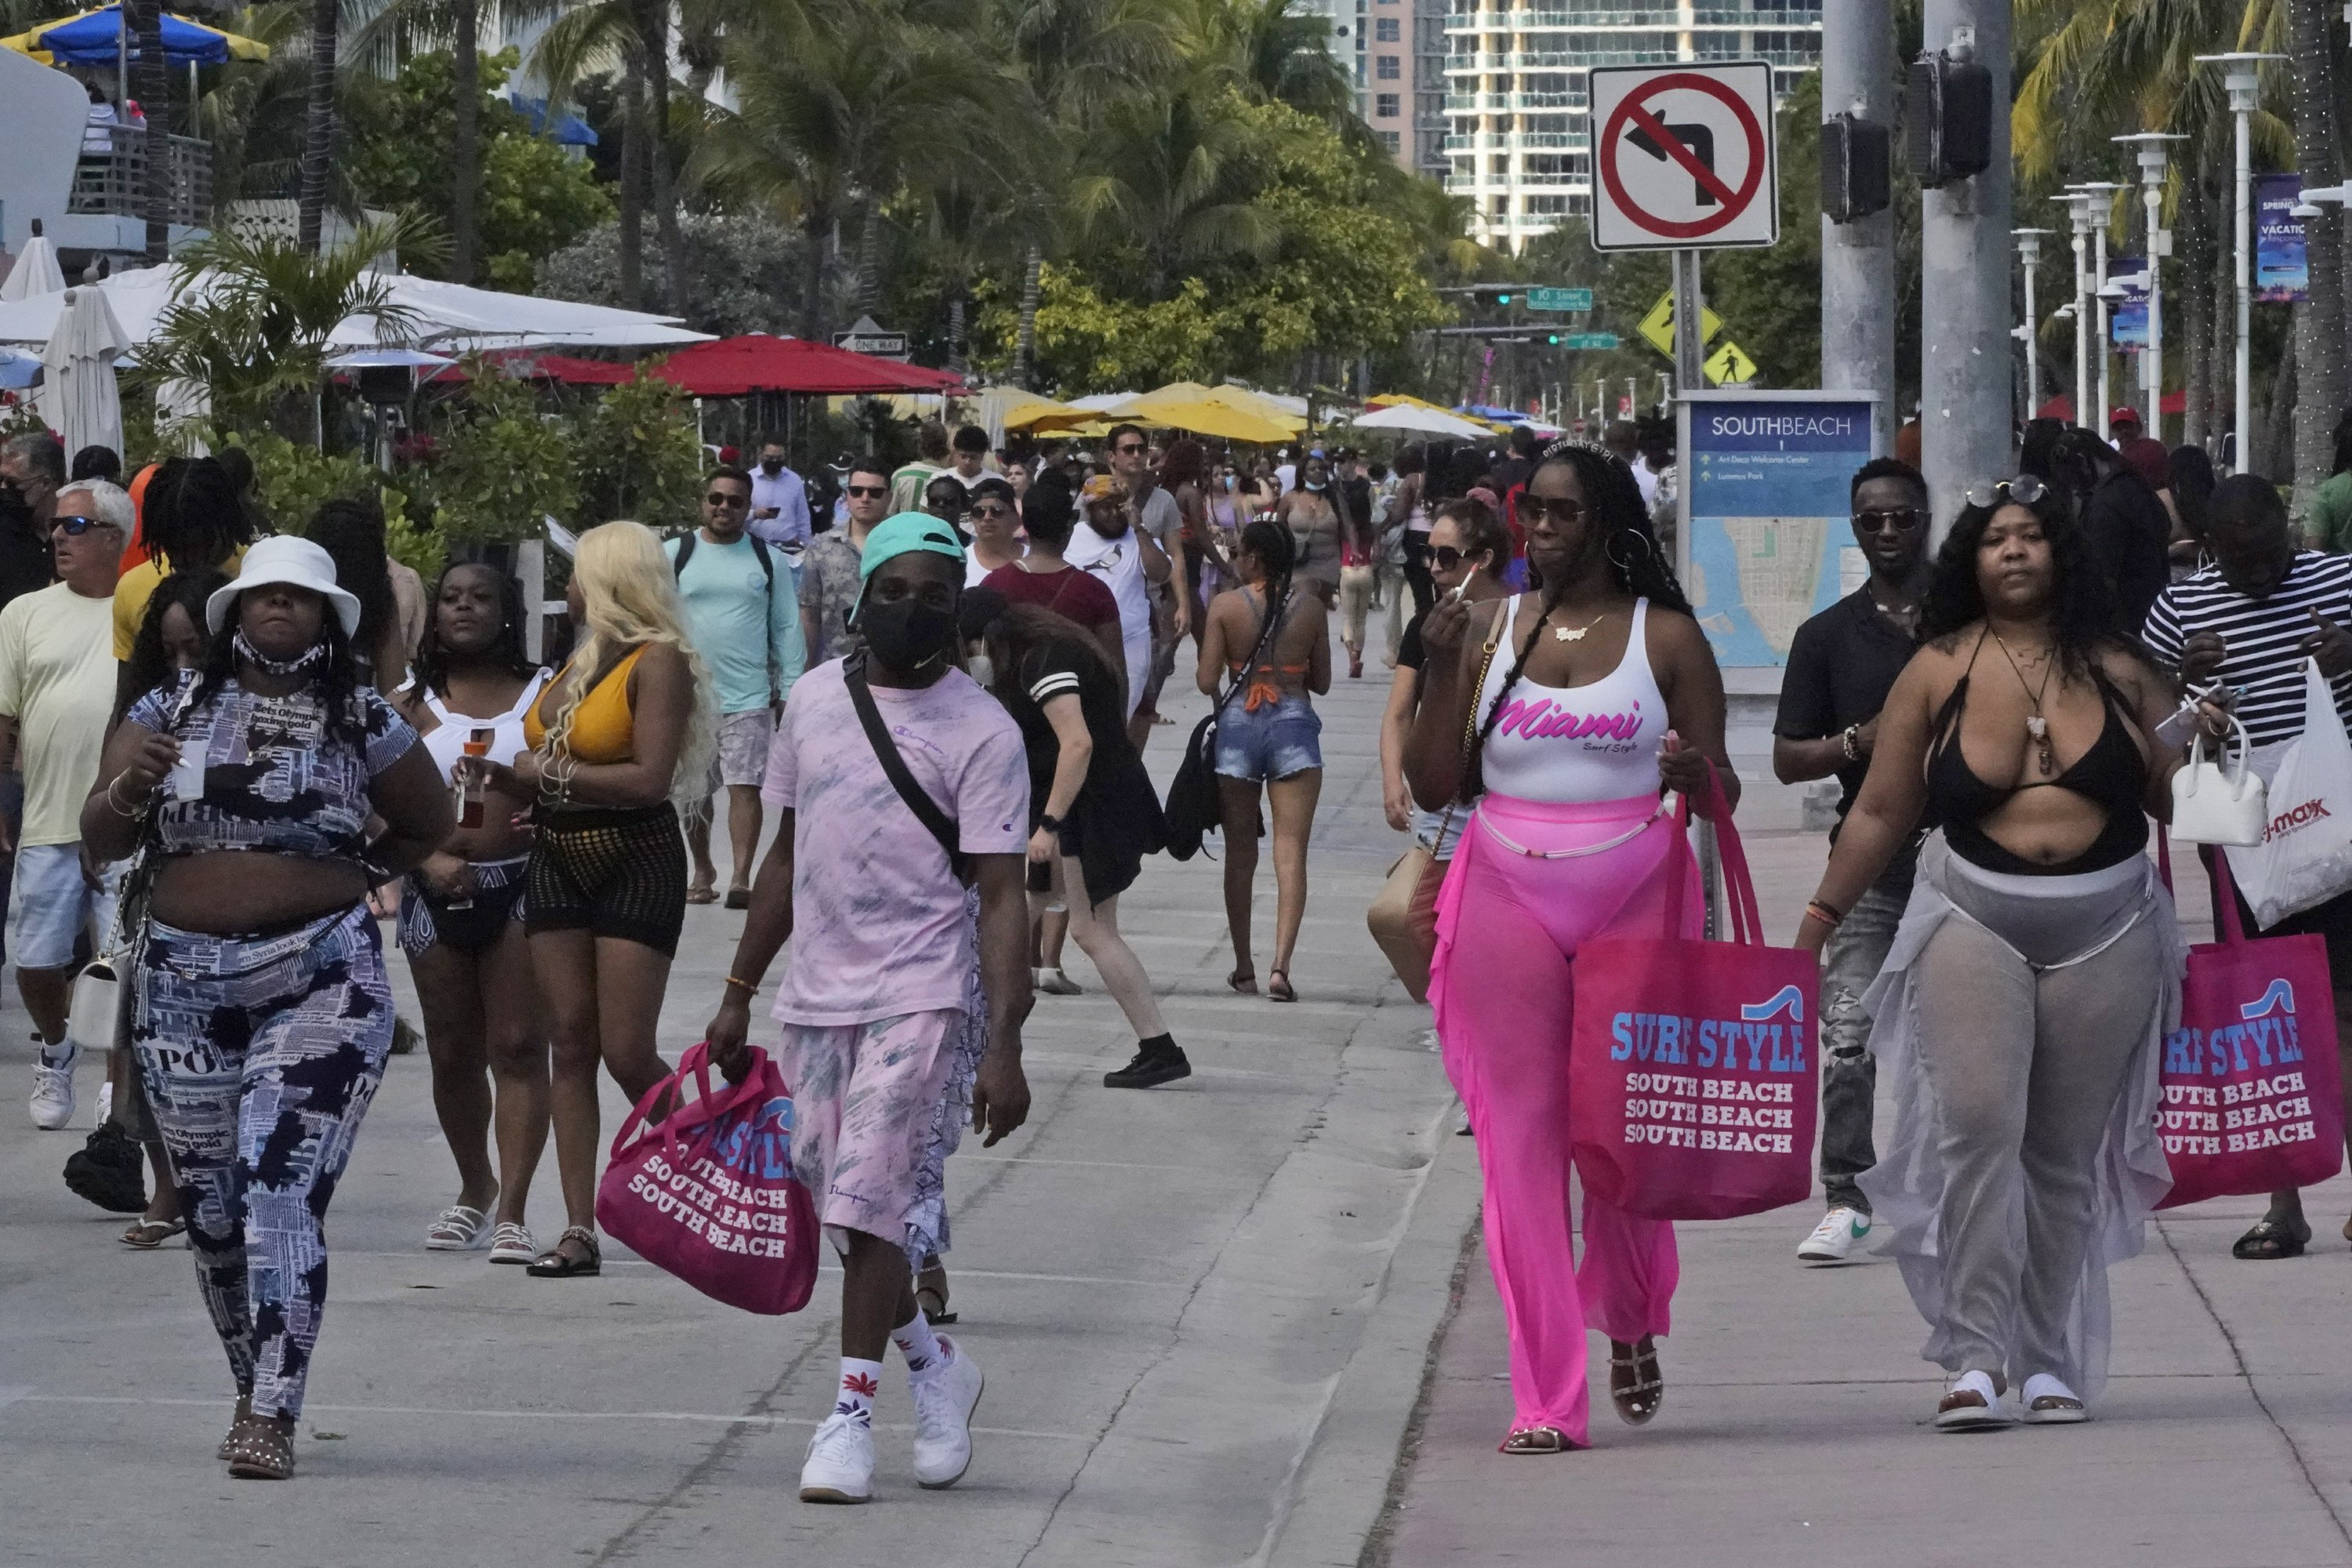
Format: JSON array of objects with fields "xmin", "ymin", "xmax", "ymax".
[
  {"xmin": 12, "ymin": 843, "xmax": 118, "ymax": 971},
  {"xmin": 1214, "ymin": 695, "xmax": 1323, "ymax": 782}
]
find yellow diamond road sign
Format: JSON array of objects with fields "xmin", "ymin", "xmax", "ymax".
[
  {"xmin": 1704, "ymin": 339, "xmax": 1759, "ymax": 386},
  {"xmin": 1636, "ymin": 292, "xmax": 1725, "ymax": 359}
]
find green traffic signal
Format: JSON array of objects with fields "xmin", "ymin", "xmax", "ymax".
[
  {"xmin": 1496, "ymin": 292, "xmax": 1512, "ymax": 304},
  {"xmin": 1546, "ymin": 333, "xmax": 1560, "ymax": 345}
]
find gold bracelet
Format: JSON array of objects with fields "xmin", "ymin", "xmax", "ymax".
[
  {"xmin": 103, "ymin": 774, "xmax": 152, "ymax": 817},
  {"xmin": 723, "ymin": 975, "xmax": 759, "ymax": 996}
]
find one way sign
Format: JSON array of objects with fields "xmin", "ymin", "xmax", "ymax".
[{"xmin": 1588, "ymin": 61, "xmax": 1779, "ymax": 252}]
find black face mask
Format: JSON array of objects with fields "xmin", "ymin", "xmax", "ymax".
[
  {"xmin": 858, "ymin": 597, "xmax": 957, "ymax": 671},
  {"xmin": 762, "ymin": 459, "xmax": 784, "ymax": 474}
]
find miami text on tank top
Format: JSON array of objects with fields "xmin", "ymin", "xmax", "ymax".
[{"xmin": 1476, "ymin": 595, "xmax": 1666, "ymax": 804}]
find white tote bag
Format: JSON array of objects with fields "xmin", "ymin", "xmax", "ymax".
[{"xmin": 2225, "ymin": 659, "xmax": 2352, "ymax": 927}]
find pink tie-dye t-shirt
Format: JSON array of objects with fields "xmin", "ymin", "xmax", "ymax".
[{"xmin": 763, "ymin": 659, "xmax": 1029, "ymax": 1025}]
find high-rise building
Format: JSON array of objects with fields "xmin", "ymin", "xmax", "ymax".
[
  {"xmin": 1309, "ymin": 0, "xmax": 1450, "ymax": 179},
  {"xmin": 1443, "ymin": 2, "xmax": 1822, "ymax": 251}
]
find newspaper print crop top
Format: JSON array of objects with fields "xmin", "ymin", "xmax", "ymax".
[{"xmin": 126, "ymin": 673, "xmax": 419, "ymax": 860}]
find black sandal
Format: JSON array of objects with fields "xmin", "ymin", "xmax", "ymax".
[
  {"xmin": 217, "ymin": 1395, "xmax": 252, "ymax": 1461},
  {"xmin": 2231, "ymin": 1217, "xmax": 2310, "ymax": 1260},
  {"xmin": 916, "ymin": 1259, "xmax": 957, "ymax": 1325},
  {"xmin": 223, "ymin": 1411, "xmax": 296, "ymax": 1479},
  {"xmin": 527, "ymin": 1225, "xmax": 601, "ymax": 1277},
  {"xmin": 1609, "ymin": 1337, "xmax": 1663, "ymax": 1425},
  {"xmin": 1267, "ymin": 969, "xmax": 1296, "ymax": 1004},
  {"xmin": 1227, "ymin": 967, "xmax": 1258, "ymax": 995}
]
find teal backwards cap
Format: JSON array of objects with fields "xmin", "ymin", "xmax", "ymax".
[{"xmin": 858, "ymin": 511, "xmax": 967, "ymax": 582}]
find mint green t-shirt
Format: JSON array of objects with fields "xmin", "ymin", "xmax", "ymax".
[{"xmin": 665, "ymin": 532, "xmax": 805, "ymax": 714}]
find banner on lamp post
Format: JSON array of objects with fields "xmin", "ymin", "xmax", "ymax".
[
  {"xmin": 2255, "ymin": 175, "xmax": 2310, "ymax": 303},
  {"xmin": 2109, "ymin": 259, "xmax": 2149, "ymax": 350}
]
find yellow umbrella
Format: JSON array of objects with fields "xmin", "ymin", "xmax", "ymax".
[
  {"xmin": 997, "ymin": 395, "xmax": 1096, "ymax": 433},
  {"xmin": 1120, "ymin": 389, "xmax": 1298, "ymax": 445},
  {"xmin": 1206, "ymin": 383, "xmax": 1307, "ymax": 432}
]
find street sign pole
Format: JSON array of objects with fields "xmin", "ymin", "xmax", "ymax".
[
  {"xmin": 1672, "ymin": 250, "xmax": 1706, "ymax": 403},
  {"xmin": 1918, "ymin": 5, "xmax": 2012, "ymax": 542},
  {"xmin": 1820, "ymin": 0, "xmax": 1896, "ymax": 455}
]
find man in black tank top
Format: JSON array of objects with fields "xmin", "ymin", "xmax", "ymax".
[{"xmin": 1772, "ymin": 458, "xmax": 1931, "ymax": 1265}]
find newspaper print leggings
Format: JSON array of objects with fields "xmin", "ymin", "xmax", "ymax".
[{"xmin": 132, "ymin": 903, "xmax": 394, "ymax": 1421}]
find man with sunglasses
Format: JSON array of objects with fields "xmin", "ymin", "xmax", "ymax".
[
  {"xmin": 801, "ymin": 456, "xmax": 894, "ymax": 667},
  {"xmin": 669, "ymin": 466, "xmax": 806, "ymax": 908},
  {"xmin": 15, "ymin": 481, "xmax": 129, "ymax": 1130},
  {"xmin": 1105, "ymin": 423, "xmax": 1186, "ymax": 746},
  {"xmin": 1773, "ymin": 456, "xmax": 1933, "ymax": 1264}
]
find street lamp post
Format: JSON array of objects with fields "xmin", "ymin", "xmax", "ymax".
[
  {"xmin": 2194, "ymin": 53, "xmax": 2285, "ymax": 472},
  {"xmin": 2071, "ymin": 183, "xmax": 2124, "ymax": 431},
  {"xmin": 2114, "ymin": 132, "xmax": 2187, "ymax": 440},
  {"xmin": 2052, "ymin": 193, "xmax": 2094, "ymax": 426},
  {"xmin": 2013, "ymin": 229, "xmax": 2054, "ymax": 422}
]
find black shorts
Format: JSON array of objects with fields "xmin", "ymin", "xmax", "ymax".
[{"xmin": 526, "ymin": 804, "xmax": 688, "ymax": 956}]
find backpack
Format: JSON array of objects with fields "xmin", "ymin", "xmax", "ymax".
[{"xmin": 672, "ymin": 530, "xmax": 775, "ymax": 594}]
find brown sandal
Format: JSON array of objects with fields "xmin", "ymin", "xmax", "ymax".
[
  {"xmin": 223, "ymin": 1411, "xmax": 296, "ymax": 1479},
  {"xmin": 1498, "ymin": 1425, "xmax": 1569, "ymax": 1454},
  {"xmin": 1609, "ymin": 1338, "xmax": 1663, "ymax": 1425}
]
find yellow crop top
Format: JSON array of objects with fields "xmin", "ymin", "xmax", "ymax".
[{"xmin": 524, "ymin": 645, "xmax": 647, "ymax": 763}]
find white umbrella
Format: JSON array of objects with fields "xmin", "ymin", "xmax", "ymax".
[
  {"xmin": 38, "ymin": 287, "xmax": 129, "ymax": 457},
  {"xmin": 1348, "ymin": 402, "xmax": 1493, "ymax": 438},
  {"xmin": 0, "ymin": 232, "xmax": 64, "ymax": 303}
]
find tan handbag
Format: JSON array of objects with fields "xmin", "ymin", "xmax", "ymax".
[{"xmin": 1366, "ymin": 607, "xmax": 1504, "ymax": 1001}]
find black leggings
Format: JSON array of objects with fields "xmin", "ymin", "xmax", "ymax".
[
  {"xmin": 1403, "ymin": 553, "xmax": 1436, "ymax": 617},
  {"xmin": 526, "ymin": 804, "xmax": 687, "ymax": 956}
]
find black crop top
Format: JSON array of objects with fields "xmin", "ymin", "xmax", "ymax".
[{"xmin": 1925, "ymin": 631, "xmax": 2148, "ymax": 876}]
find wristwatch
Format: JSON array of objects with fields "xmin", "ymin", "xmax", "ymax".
[
  {"xmin": 1840, "ymin": 724, "xmax": 1861, "ymax": 762},
  {"xmin": 1039, "ymin": 814, "xmax": 1064, "ymax": 833}
]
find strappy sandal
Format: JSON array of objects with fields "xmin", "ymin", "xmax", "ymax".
[
  {"xmin": 121, "ymin": 1216, "xmax": 187, "ymax": 1248},
  {"xmin": 916, "ymin": 1258, "xmax": 957, "ymax": 1325},
  {"xmin": 685, "ymin": 884, "xmax": 720, "ymax": 906},
  {"xmin": 223, "ymin": 1411, "xmax": 296, "ymax": 1479},
  {"xmin": 424, "ymin": 1204, "xmax": 490, "ymax": 1250},
  {"xmin": 1227, "ymin": 967, "xmax": 1258, "ymax": 995},
  {"xmin": 1267, "ymin": 969, "xmax": 1296, "ymax": 1004},
  {"xmin": 217, "ymin": 1396, "xmax": 252, "ymax": 1461},
  {"xmin": 1609, "ymin": 1338, "xmax": 1663, "ymax": 1425},
  {"xmin": 487, "ymin": 1221, "xmax": 536, "ymax": 1265},
  {"xmin": 1498, "ymin": 1425, "xmax": 1569, "ymax": 1454},
  {"xmin": 2232, "ymin": 1216, "xmax": 2310, "ymax": 1260},
  {"xmin": 527, "ymin": 1225, "xmax": 601, "ymax": 1278}
]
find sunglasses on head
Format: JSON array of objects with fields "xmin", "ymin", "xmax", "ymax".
[
  {"xmin": 845, "ymin": 484, "xmax": 887, "ymax": 499},
  {"xmin": 49, "ymin": 514, "xmax": 114, "ymax": 535},
  {"xmin": 1853, "ymin": 506, "xmax": 1925, "ymax": 533},
  {"xmin": 1963, "ymin": 474, "xmax": 2049, "ymax": 510}
]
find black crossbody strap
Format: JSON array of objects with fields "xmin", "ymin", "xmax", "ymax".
[{"xmin": 844, "ymin": 656, "xmax": 968, "ymax": 882}]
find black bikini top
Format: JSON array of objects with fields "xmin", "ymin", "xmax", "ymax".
[{"xmin": 1926, "ymin": 629, "xmax": 2149, "ymax": 876}]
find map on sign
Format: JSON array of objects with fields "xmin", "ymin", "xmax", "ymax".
[
  {"xmin": 1637, "ymin": 292, "xmax": 1723, "ymax": 358},
  {"xmin": 1527, "ymin": 287, "xmax": 1594, "ymax": 312},
  {"xmin": 1682, "ymin": 397, "xmax": 1876, "ymax": 669},
  {"xmin": 1589, "ymin": 62, "xmax": 1780, "ymax": 252}
]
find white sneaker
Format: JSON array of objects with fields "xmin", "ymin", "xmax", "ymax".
[
  {"xmin": 909, "ymin": 1338, "xmax": 984, "ymax": 1489},
  {"xmin": 96, "ymin": 1081, "xmax": 113, "ymax": 1127},
  {"xmin": 1797, "ymin": 1206, "xmax": 1870, "ymax": 1263},
  {"xmin": 30, "ymin": 1059, "xmax": 75, "ymax": 1130},
  {"xmin": 799, "ymin": 1413, "xmax": 875, "ymax": 1504}
]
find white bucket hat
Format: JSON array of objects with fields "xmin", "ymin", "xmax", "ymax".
[{"xmin": 205, "ymin": 535, "xmax": 365, "ymax": 637}]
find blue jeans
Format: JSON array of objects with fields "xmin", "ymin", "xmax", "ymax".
[
  {"xmin": 1214, "ymin": 695, "xmax": 1322, "ymax": 782},
  {"xmin": 1818, "ymin": 877, "xmax": 1907, "ymax": 1212}
]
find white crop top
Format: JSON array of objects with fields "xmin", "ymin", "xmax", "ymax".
[
  {"xmin": 414, "ymin": 669, "xmax": 552, "ymax": 785},
  {"xmin": 1475, "ymin": 596, "xmax": 1667, "ymax": 804}
]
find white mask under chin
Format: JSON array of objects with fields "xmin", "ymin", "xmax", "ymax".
[{"xmin": 966, "ymin": 654, "xmax": 995, "ymax": 688}]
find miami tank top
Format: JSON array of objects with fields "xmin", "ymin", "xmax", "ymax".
[
  {"xmin": 1475, "ymin": 595, "xmax": 1667, "ymax": 804},
  {"xmin": 417, "ymin": 669, "xmax": 552, "ymax": 784}
]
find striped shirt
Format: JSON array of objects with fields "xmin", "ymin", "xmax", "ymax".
[{"xmin": 2142, "ymin": 551, "xmax": 2352, "ymax": 746}]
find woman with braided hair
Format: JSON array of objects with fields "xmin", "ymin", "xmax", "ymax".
[{"xmin": 1403, "ymin": 440, "xmax": 1736, "ymax": 1454}]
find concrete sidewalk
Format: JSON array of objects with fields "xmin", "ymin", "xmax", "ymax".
[
  {"xmin": 1374, "ymin": 830, "xmax": 2352, "ymax": 1568},
  {"xmin": 0, "ymin": 661, "xmax": 1468, "ymax": 1568}
]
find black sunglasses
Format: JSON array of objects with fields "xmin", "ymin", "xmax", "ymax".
[
  {"xmin": 1963, "ymin": 474, "xmax": 2049, "ymax": 510},
  {"xmin": 970, "ymin": 502, "xmax": 1014, "ymax": 520},
  {"xmin": 1425, "ymin": 544, "xmax": 1479, "ymax": 570},
  {"xmin": 1113, "ymin": 441, "xmax": 1146, "ymax": 456},
  {"xmin": 844, "ymin": 484, "xmax": 887, "ymax": 499},
  {"xmin": 705, "ymin": 491, "xmax": 750, "ymax": 507},
  {"xmin": 1853, "ymin": 506, "xmax": 1926, "ymax": 534},
  {"xmin": 49, "ymin": 515, "xmax": 116, "ymax": 535}
]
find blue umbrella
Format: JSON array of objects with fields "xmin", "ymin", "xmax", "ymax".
[{"xmin": 27, "ymin": 5, "xmax": 268, "ymax": 66}]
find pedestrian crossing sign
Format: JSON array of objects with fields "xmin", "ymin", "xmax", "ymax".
[
  {"xmin": 1637, "ymin": 292, "xmax": 1724, "ymax": 359},
  {"xmin": 1704, "ymin": 339, "xmax": 1759, "ymax": 386}
]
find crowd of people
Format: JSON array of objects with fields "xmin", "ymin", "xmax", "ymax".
[{"xmin": 13, "ymin": 396, "xmax": 2352, "ymax": 1492}]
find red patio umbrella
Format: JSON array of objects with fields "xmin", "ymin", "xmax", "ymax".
[{"xmin": 650, "ymin": 334, "xmax": 963, "ymax": 397}]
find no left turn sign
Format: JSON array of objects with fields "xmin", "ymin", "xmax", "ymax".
[{"xmin": 1588, "ymin": 61, "xmax": 1779, "ymax": 252}]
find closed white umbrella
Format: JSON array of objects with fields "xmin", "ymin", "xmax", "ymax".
[
  {"xmin": 1348, "ymin": 402, "xmax": 1494, "ymax": 438},
  {"xmin": 0, "ymin": 230, "xmax": 65, "ymax": 303},
  {"xmin": 38, "ymin": 286, "xmax": 129, "ymax": 458}
]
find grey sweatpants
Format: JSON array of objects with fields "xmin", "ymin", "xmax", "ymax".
[{"xmin": 1909, "ymin": 858, "xmax": 2164, "ymax": 1381}]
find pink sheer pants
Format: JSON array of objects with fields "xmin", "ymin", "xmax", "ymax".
[{"xmin": 1430, "ymin": 790, "xmax": 1692, "ymax": 1442}]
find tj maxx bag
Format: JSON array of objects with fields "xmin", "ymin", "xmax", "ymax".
[
  {"xmin": 2226, "ymin": 658, "xmax": 2352, "ymax": 927},
  {"xmin": 2157, "ymin": 844, "xmax": 2347, "ymax": 1208},
  {"xmin": 595, "ymin": 1041, "xmax": 820, "ymax": 1315},
  {"xmin": 1567, "ymin": 776, "xmax": 1820, "ymax": 1221}
]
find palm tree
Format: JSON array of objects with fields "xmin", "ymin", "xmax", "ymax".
[
  {"xmin": 1185, "ymin": 0, "xmax": 1357, "ymax": 123},
  {"xmin": 2283, "ymin": 0, "xmax": 2346, "ymax": 493},
  {"xmin": 295, "ymin": 0, "xmax": 338, "ymax": 249},
  {"xmin": 692, "ymin": 0, "xmax": 1022, "ymax": 337},
  {"xmin": 1068, "ymin": 80, "xmax": 1284, "ymax": 302}
]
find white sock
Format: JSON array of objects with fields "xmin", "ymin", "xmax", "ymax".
[
  {"xmin": 891, "ymin": 1312, "xmax": 946, "ymax": 1376},
  {"xmin": 832, "ymin": 1357, "xmax": 884, "ymax": 1427},
  {"xmin": 36, "ymin": 1036, "xmax": 74, "ymax": 1069}
]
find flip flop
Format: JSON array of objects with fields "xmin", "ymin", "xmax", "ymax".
[
  {"xmin": 1267, "ymin": 970, "xmax": 1296, "ymax": 1004},
  {"xmin": 1227, "ymin": 967, "xmax": 1258, "ymax": 995},
  {"xmin": 685, "ymin": 886, "xmax": 720, "ymax": 906},
  {"xmin": 2232, "ymin": 1217, "xmax": 2310, "ymax": 1260},
  {"xmin": 121, "ymin": 1216, "xmax": 187, "ymax": 1248},
  {"xmin": 724, "ymin": 887, "xmax": 751, "ymax": 910}
]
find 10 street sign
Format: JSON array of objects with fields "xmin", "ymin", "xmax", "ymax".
[
  {"xmin": 1527, "ymin": 287, "xmax": 1594, "ymax": 313},
  {"xmin": 1589, "ymin": 61, "xmax": 1780, "ymax": 252}
]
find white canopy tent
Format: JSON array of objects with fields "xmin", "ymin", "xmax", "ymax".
[
  {"xmin": 38, "ymin": 285, "xmax": 128, "ymax": 457},
  {"xmin": 0, "ymin": 265, "xmax": 709, "ymax": 353}
]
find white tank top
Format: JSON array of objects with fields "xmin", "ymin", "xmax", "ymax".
[
  {"xmin": 1475, "ymin": 596, "xmax": 1667, "ymax": 804},
  {"xmin": 416, "ymin": 669, "xmax": 552, "ymax": 785}
]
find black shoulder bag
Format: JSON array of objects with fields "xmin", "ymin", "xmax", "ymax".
[
  {"xmin": 1163, "ymin": 590, "xmax": 1285, "ymax": 862},
  {"xmin": 842, "ymin": 655, "xmax": 968, "ymax": 884}
]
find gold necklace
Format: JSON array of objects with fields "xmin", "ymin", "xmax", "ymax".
[
  {"xmin": 1989, "ymin": 630, "xmax": 2059, "ymax": 775},
  {"xmin": 1553, "ymin": 610, "xmax": 1611, "ymax": 643}
]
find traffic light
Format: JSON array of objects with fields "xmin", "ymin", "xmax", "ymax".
[
  {"xmin": 1907, "ymin": 49, "xmax": 1993, "ymax": 188},
  {"xmin": 1821, "ymin": 111, "xmax": 1892, "ymax": 223},
  {"xmin": 1496, "ymin": 293, "xmax": 1512, "ymax": 305},
  {"xmin": 1546, "ymin": 332, "xmax": 1561, "ymax": 345}
]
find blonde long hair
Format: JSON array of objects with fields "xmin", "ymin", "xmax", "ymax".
[{"xmin": 543, "ymin": 520, "xmax": 716, "ymax": 805}]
